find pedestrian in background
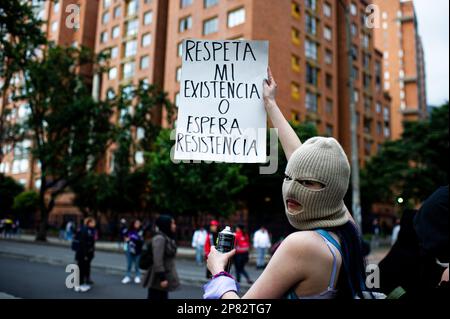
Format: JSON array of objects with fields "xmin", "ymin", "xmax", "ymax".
[
  {"xmin": 122, "ymin": 219, "xmax": 145, "ymax": 284},
  {"xmin": 65, "ymin": 220, "xmax": 74, "ymax": 241},
  {"xmin": 234, "ymin": 224, "xmax": 253, "ymax": 284},
  {"xmin": 191, "ymin": 225, "xmax": 207, "ymax": 266},
  {"xmin": 143, "ymin": 215, "xmax": 179, "ymax": 300},
  {"xmin": 204, "ymin": 220, "xmax": 219, "ymax": 279},
  {"xmin": 391, "ymin": 218, "xmax": 401, "ymax": 246},
  {"xmin": 74, "ymin": 217, "xmax": 96, "ymax": 293},
  {"xmin": 253, "ymin": 225, "xmax": 271, "ymax": 269}
]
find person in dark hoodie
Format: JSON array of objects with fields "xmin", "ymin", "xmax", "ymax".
[
  {"xmin": 143, "ymin": 215, "xmax": 180, "ymax": 299},
  {"xmin": 74, "ymin": 217, "xmax": 96, "ymax": 293},
  {"xmin": 378, "ymin": 185, "xmax": 449, "ymax": 298}
]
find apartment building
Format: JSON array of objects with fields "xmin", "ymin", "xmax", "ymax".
[{"xmin": 372, "ymin": 0, "xmax": 427, "ymax": 139}]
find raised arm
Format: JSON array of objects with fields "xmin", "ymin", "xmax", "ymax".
[{"xmin": 263, "ymin": 67, "xmax": 302, "ymax": 160}]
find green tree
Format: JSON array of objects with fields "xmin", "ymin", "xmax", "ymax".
[
  {"xmin": 0, "ymin": 173, "xmax": 24, "ymax": 217},
  {"xmin": 20, "ymin": 45, "xmax": 114, "ymax": 241},
  {"xmin": 361, "ymin": 102, "xmax": 449, "ymax": 211},
  {"xmin": 0, "ymin": 0, "xmax": 47, "ymax": 163},
  {"xmin": 147, "ymin": 129, "xmax": 248, "ymax": 217},
  {"xmin": 13, "ymin": 190, "xmax": 39, "ymax": 227}
]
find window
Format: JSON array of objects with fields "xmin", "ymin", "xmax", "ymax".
[
  {"xmin": 114, "ymin": 6, "xmax": 121, "ymax": 18},
  {"xmin": 175, "ymin": 92, "xmax": 180, "ymax": 107},
  {"xmin": 326, "ymin": 125, "xmax": 333, "ymax": 137},
  {"xmin": 51, "ymin": 21, "xmax": 58, "ymax": 33},
  {"xmin": 376, "ymin": 102, "xmax": 382, "ymax": 113},
  {"xmin": 140, "ymin": 55, "xmax": 149, "ymax": 69},
  {"xmin": 383, "ymin": 107, "xmax": 389, "ymax": 121},
  {"xmin": 100, "ymin": 31, "xmax": 108, "ymax": 43},
  {"xmin": 137, "ymin": 127, "xmax": 145, "ymax": 140},
  {"xmin": 107, "ymin": 88, "xmax": 116, "ymax": 100},
  {"xmin": 103, "ymin": 0, "xmax": 111, "ymax": 9},
  {"xmin": 126, "ymin": 19, "xmax": 139, "ymax": 36},
  {"xmin": 53, "ymin": 1, "xmax": 60, "ymax": 13},
  {"xmin": 351, "ymin": 45, "xmax": 358, "ymax": 60},
  {"xmin": 176, "ymin": 66, "xmax": 182, "ymax": 82},
  {"xmin": 305, "ymin": 14, "xmax": 317, "ymax": 35},
  {"xmin": 108, "ymin": 67, "xmax": 117, "ymax": 80},
  {"xmin": 326, "ymin": 73, "xmax": 332, "ymax": 89},
  {"xmin": 363, "ymin": 74, "xmax": 371, "ymax": 90},
  {"xmin": 102, "ymin": 12, "xmax": 109, "ymax": 24},
  {"xmin": 376, "ymin": 122, "xmax": 382, "ymax": 135},
  {"xmin": 203, "ymin": 17, "xmax": 219, "ymax": 35},
  {"xmin": 144, "ymin": 11, "xmax": 153, "ymax": 25},
  {"xmin": 123, "ymin": 61, "xmax": 135, "ymax": 79},
  {"xmin": 362, "ymin": 34, "xmax": 370, "ymax": 49},
  {"xmin": 306, "ymin": 64, "xmax": 318, "ymax": 86},
  {"xmin": 291, "ymin": 82, "xmax": 300, "ymax": 100},
  {"xmin": 353, "ymin": 90, "xmax": 359, "ymax": 103},
  {"xmin": 306, "ymin": 92, "xmax": 318, "ymax": 112},
  {"xmin": 305, "ymin": 0, "xmax": 316, "ymax": 11},
  {"xmin": 204, "ymin": 0, "xmax": 219, "ymax": 8},
  {"xmin": 384, "ymin": 126, "xmax": 390, "ymax": 138},
  {"xmin": 325, "ymin": 49, "xmax": 332, "ymax": 64},
  {"xmin": 228, "ymin": 8, "xmax": 246, "ymax": 28},
  {"xmin": 135, "ymin": 151, "xmax": 144, "ymax": 165},
  {"xmin": 291, "ymin": 54, "xmax": 300, "ymax": 72},
  {"xmin": 350, "ymin": 2, "xmax": 357, "ymax": 16},
  {"xmin": 292, "ymin": 2, "xmax": 301, "ymax": 19},
  {"xmin": 112, "ymin": 25, "xmax": 120, "ymax": 39},
  {"xmin": 323, "ymin": 3, "xmax": 331, "ymax": 17},
  {"xmin": 127, "ymin": 0, "xmax": 138, "ymax": 16},
  {"xmin": 324, "ymin": 26, "xmax": 332, "ymax": 41},
  {"xmin": 179, "ymin": 16, "xmax": 192, "ymax": 32},
  {"xmin": 351, "ymin": 23, "xmax": 357, "ymax": 37},
  {"xmin": 125, "ymin": 39, "xmax": 137, "ymax": 57},
  {"xmin": 305, "ymin": 39, "xmax": 317, "ymax": 60},
  {"xmin": 363, "ymin": 54, "xmax": 371, "ymax": 69},
  {"xmin": 326, "ymin": 99, "xmax": 333, "ymax": 114},
  {"xmin": 177, "ymin": 42, "xmax": 183, "ymax": 57},
  {"xmin": 180, "ymin": 0, "xmax": 192, "ymax": 8},
  {"xmin": 291, "ymin": 27, "xmax": 301, "ymax": 45},
  {"xmin": 142, "ymin": 33, "xmax": 151, "ymax": 47},
  {"xmin": 110, "ymin": 46, "xmax": 118, "ymax": 59}
]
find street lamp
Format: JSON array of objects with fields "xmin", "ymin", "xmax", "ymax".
[{"xmin": 397, "ymin": 197, "xmax": 404, "ymax": 204}]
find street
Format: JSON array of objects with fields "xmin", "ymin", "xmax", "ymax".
[{"xmin": 0, "ymin": 256, "xmax": 202, "ymax": 299}]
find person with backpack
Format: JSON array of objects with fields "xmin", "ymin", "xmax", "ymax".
[
  {"xmin": 203, "ymin": 67, "xmax": 369, "ymax": 299},
  {"xmin": 143, "ymin": 215, "xmax": 179, "ymax": 299},
  {"xmin": 121, "ymin": 219, "xmax": 145, "ymax": 284},
  {"xmin": 73, "ymin": 217, "xmax": 96, "ymax": 293}
]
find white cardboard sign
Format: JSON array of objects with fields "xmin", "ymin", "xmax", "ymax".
[{"xmin": 174, "ymin": 39, "xmax": 269, "ymax": 163}]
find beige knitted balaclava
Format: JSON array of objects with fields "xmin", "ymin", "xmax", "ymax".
[{"xmin": 282, "ymin": 137, "xmax": 350, "ymax": 230}]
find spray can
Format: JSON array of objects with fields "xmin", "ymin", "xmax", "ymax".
[{"xmin": 216, "ymin": 226, "xmax": 235, "ymax": 273}]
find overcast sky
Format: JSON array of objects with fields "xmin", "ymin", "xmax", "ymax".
[{"xmin": 413, "ymin": 0, "xmax": 449, "ymax": 106}]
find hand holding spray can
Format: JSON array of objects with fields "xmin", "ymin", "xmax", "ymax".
[{"xmin": 216, "ymin": 226, "xmax": 235, "ymax": 273}]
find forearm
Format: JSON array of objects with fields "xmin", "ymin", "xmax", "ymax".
[{"xmin": 265, "ymin": 100, "xmax": 302, "ymax": 160}]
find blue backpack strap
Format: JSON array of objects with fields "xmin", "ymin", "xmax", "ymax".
[{"xmin": 315, "ymin": 229, "xmax": 342, "ymax": 255}]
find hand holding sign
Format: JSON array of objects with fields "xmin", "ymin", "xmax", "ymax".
[{"xmin": 174, "ymin": 39, "xmax": 269, "ymax": 163}]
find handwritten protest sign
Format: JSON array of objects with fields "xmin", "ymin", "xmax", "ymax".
[{"xmin": 174, "ymin": 39, "xmax": 269, "ymax": 163}]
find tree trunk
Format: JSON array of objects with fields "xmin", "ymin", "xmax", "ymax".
[{"xmin": 35, "ymin": 202, "xmax": 48, "ymax": 242}]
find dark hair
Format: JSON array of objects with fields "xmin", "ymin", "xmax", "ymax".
[
  {"xmin": 236, "ymin": 223, "xmax": 246, "ymax": 235},
  {"xmin": 325, "ymin": 221, "xmax": 367, "ymax": 299},
  {"xmin": 155, "ymin": 214, "xmax": 175, "ymax": 239}
]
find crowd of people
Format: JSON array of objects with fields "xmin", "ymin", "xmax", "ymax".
[{"xmin": 0, "ymin": 218, "xmax": 20, "ymax": 238}]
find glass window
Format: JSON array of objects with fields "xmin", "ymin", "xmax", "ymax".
[
  {"xmin": 144, "ymin": 11, "xmax": 153, "ymax": 25},
  {"xmin": 326, "ymin": 125, "xmax": 333, "ymax": 136},
  {"xmin": 305, "ymin": 0, "xmax": 316, "ymax": 11},
  {"xmin": 291, "ymin": 54, "xmax": 300, "ymax": 72},
  {"xmin": 126, "ymin": 19, "xmax": 139, "ymax": 36},
  {"xmin": 108, "ymin": 67, "xmax": 117, "ymax": 80},
  {"xmin": 305, "ymin": 39, "xmax": 317, "ymax": 60},
  {"xmin": 228, "ymin": 8, "xmax": 246, "ymax": 28},
  {"xmin": 179, "ymin": 16, "xmax": 192, "ymax": 32},
  {"xmin": 305, "ymin": 14, "xmax": 317, "ymax": 35},
  {"xmin": 351, "ymin": 23, "xmax": 357, "ymax": 37},
  {"xmin": 180, "ymin": 0, "xmax": 193, "ymax": 8},
  {"xmin": 110, "ymin": 46, "xmax": 118, "ymax": 59},
  {"xmin": 326, "ymin": 73, "xmax": 332, "ymax": 89},
  {"xmin": 51, "ymin": 21, "xmax": 58, "ymax": 33},
  {"xmin": 137, "ymin": 127, "xmax": 145, "ymax": 140},
  {"xmin": 324, "ymin": 26, "xmax": 332, "ymax": 41},
  {"xmin": 114, "ymin": 6, "xmax": 121, "ymax": 18},
  {"xmin": 204, "ymin": 0, "xmax": 219, "ymax": 8},
  {"xmin": 135, "ymin": 151, "xmax": 144, "ymax": 165},
  {"xmin": 125, "ymin": 40, "xmax": 137, "ymax": 57},
  {"xmin": 102, "ymin": 12, "xmax": 109, "ymax": 24},
  {"xmin": 292, "ymin": 2, "xmax": 301, "ymax": 18},
  {"xmin": 54, "ymin": 1, "xmax": 60, "ymax": 13},
  {"xmin": 306, "ymin": 64, "xmax": 318, "ymax": 86},
  {"xmin": 104, "ymin": 0, "xmax": 111, "ymax": 9},
  {"xmin": 325, "ymin": 49, "xmax": 332, "ymax": 64},
  {"xmin": 100, "ymin": 31, "xmax": 108, "ymax": 43},
  {"xmin": 112, "ymin": 25, "xmax": 120, "ymax": 39},
  {"xmin": 175, "ymin": 92, "xmax": 180, "ymax": 107},
  {"xmin": 142, "ymin": 33, "xmax": 151, "ymax": 47},
  {"xmin": 122, "ymin": 61, "xmax": 135, "ymax": 79},
  {"xmin": 127, "ymin": 0, "xmax": 138, "ymax": 16},
  {"xmin": 291, "ymin": 82, "xmax": 300, "ymax": 100},
  {"xmin": 323, "ymin": 2, "xmax": 331, "ymax": 17},
  {"xmin": 107, "ymin": 88, "xmax": 116, "ymax": 100},
  {"xmin": 140, "ymin": 55, "xmax": 149, "ymax": 69},
  {"xmin": 306, "ymin": 91, "xmax": 318, "ymax": 112},
  {"xmin": 203, "ymin": 17, "xmax": 219, "ymax": 35},
  {"xmin": 326, "ymin": 99, "xmax": 333, "ymax": 114},
  {"xmin": 178, "ymin": 42, "xmax": 183, "ymax": 57},
  {"xmin": 292, "ymin": 27, "xmax": 301, "ymax": 45},
  {"xmin": 350, "ymin": 2, "xmax": 357, "ymax": 16},
  {"xmin": 176, "ymin": 66, "xmax": 182, "ymax": 82}
]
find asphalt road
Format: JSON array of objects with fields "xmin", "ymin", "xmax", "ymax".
[{"xmin": 0, "ymin": 256, "xmax": 203, "ymax": 299}]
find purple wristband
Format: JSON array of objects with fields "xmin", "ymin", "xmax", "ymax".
[{"xmin": 203, "ymin": 276, "xmax": 239, "ymax": 299}]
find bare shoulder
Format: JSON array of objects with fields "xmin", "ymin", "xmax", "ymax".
[{"xmin": 278, "ymin": 231, "xmax": 327, "ymax": 258}]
